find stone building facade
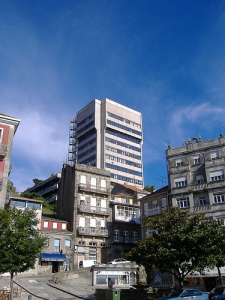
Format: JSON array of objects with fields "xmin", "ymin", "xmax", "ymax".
[{"xmin": 57, "ymin": 163, "xmax": 111, "ymax": 268}]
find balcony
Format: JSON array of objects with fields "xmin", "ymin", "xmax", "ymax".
[
  {"xmin": 192, "ymin": 183, "xmax": 208, "ymax": 191},
  {"xmin": 0, "ymin": 144, "xmax": 7, "ymax": 158},
  {"xmin": 191, "ymin": 205, "xmax": 211, "ymax": 213},
  {"xmin": 77, "ymin": 227, "xmax": 108, "ymax": 237},
  {"xmin": 78, "ymin": 183, "xmax": 110, "ymax": 196},
  {"xmin": 205, "ymin": 157, "xmax": 225, "ymax": 167},
  {"xmin": 77, "ymin": 204, "xmax": 110, "ymax": 215}
]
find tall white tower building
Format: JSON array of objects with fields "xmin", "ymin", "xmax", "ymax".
[{"xmin": 68, "ymin": 98, "xmax": 143, "ymax": 188}]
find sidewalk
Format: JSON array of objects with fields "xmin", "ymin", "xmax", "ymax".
[{"xmin": 0, "ymin": 275, "xmax": 96, "ymax": 300}]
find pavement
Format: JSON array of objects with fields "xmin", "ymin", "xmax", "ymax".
[{"xmin": 0, "ymin": 275, "xmax": 96, "ymax": 300}]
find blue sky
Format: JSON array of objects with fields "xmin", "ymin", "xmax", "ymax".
[{"xmin": 1, "ymin": 0, "xmax": 225, "ymax": 192}]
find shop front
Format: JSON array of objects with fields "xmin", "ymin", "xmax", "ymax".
[{"xmin": 41, "ymin": 253, "xmax": 67, "ymax": 273}]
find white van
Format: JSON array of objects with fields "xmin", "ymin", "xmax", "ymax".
[{"xmin": 79, "ymin": 260, "xmax": 99, "ymax": 268}]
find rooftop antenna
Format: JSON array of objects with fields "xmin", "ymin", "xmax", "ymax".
[{"xmin": 155, "ymin": 175, "xmax": 167, "ymax": 187}]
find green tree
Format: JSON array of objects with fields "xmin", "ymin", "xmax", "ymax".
[
  {"xmin": 127, "ymin": 208, "xmax": 225, "ymax": 288},
  {"xmin": 0, "ymin": 207, "xmax": 46, "ymax": 299},
  {"xmin": 32, "ymin": 178, "xmax": 43, "ymax": 186},
  {"xmin": 7, "ymin": 180, "xmax": 19, "ymax": 197},
  {"xmin": 144, "ymin": 184, "xmax": 155, "ymax": 193}
]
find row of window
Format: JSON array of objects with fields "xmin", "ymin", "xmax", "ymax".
[
  {"xmin": 78, "ymin": 146, "xmax": 96, "ymax": 160},
  {"xmin": 105, "ymin": 136, "xmax": 141, "ymax": 153},
  {"xmin": 78, "ymin": 130, "xmax": 96, "ymax": 144},
  {"xmin": 176, "ymin": 193, "xmax": 225, "ymax": 208},
  {"xmin": 43, "ymin": 221, "xmax": 67, "ymax": 229},
  {"xmin": 11, "ymin": 200, "xmax": 41, "ymax": 209},
  {"xmin": 174, "ymin": 170, "xmax": 225, "ymax": 188},
  {"xmin": 107, "ymin": 111, "xmax": 141, "ymax": 129},
  {"xmin": 111, "ymin": 173, "xmax": 143, "ymax": 186},
  {"xmin": 105, "ymin": 128, "xmax": 141, "ymax": 145},
  {"xmin": 105, "ymin": 145, "xmax": 141, "ymax": 160},
  {"xmin": 45, "ymin": 238, "xmax": 71, "ymax": 249},
  {"xmin": 78, "ymin": 137, "xmax": 96, "ymax": 151},
  {"xmin": 116, "ymin": 206, "xmax": 140, "ymax": 218},
  {"xmin": 105, "ymin": 154, "xmax": 142, "ymax": 168},
  {"xmin": 175, "ymin": 151, "xmax": 221, "ymax": 167},
  {"xmin": 80, "ymin": 176, "xmax": 107, "ymax": 188},
  {"xmin": 106, "ymin": 163, "xmax": 142, "ymax": 177},
  {"xmin": 107, "ymin": 120, "xmax": 142, "ymax": 136},
  {"xmin": 113, "ymin": 229, "xmax": 138, "ymax": 242},
  {"xmin": 77, "ymin": 120, "xmax": 94, "ymax": 135},
  {"xmin": 76, "ymin": 113, "xmax": 94, "ymax": 128},
  {"xmin": 79, "ymin": 155, "xmax": 96, "ymax": 165},
  {"xmin": 77, "ymin": 240, "xmax": 107, "ymax": 247},
  {"xmin": 79, "ymin": 217, "xmax": 107, "ymax": 228}
]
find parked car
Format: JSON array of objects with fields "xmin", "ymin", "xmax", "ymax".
[
  {"xmin": 157, "ymin": 289, "xmax": 208, "ymax": 300},
  {"xmin": 208, "ymin": 286, "xmax": 225, "ymax": 300},
  {"xmin": 107, "ymin": 258, "xmax": 130, "ymax": 264}
]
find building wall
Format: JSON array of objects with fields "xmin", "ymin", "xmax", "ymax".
[
  {"xmin": 0, "ymin": 113, "xmax": 20, "ymax": 208},
  {"xmin": 57, "ymin": 163, "xmax": 111, "ymax": 267},
  {"xmin": 166, "ymin": 135, "xmax": 225, "ymax": 221}
]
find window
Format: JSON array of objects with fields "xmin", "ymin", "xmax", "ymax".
[
  {"xmin": 193, "ymin": 154, "xmax": 200, "ymax": 165},
  {"xmin": 54, "ymin": 239, "xmax": 60, "ymax": 252},
  {"xmin": 89, "ymin": 241, "xmax": 97, "ymax": 247},
  {"xmin": 161, "ymin": 198, "xmax": 167, "ymax": 208},
  {"xmin": 101, "ymin": 179, "xmax": 106, "ymax": 191},
  {"xmin": 199, "ymin": 197, "xmax": 206, "ymax": 205},
  {"xmin": 210, "ymin": 170, "xmax": 224, "ymax": 181},
  {"xmin": 210, "ymin": 151, "xmax": 219, "ymax": 160},
  {"xmin": 174, "ymin": 176, "xmax": 187, "ymax": 187},
  {"xmin": 101, "ymin": 199, "xmax": 107, "ymax": 212},
  {"xmin": 91, "ymin": 177, "xmax": 96, "ymax": 189},
  {"xmin": 216, "ymin": 217, "xmax": 225, "ymax": 226},
  {"xmin": 78, "ymin": 240, "xmax": 86, "ymax": 245},
  {"xmin": 214, "ymin": 193, "xmax": 225, "ymax": 203},
  {"xmin": 62, "ymin": 223, "xmax": 67, "ymax": 230},
  {"xmin": 132, "ymin": 231, "xmax": 138, "ymax": 242},
  {"xmin": 65, "ymin": 239, "xmax": 71, "ymax": 247},
  {"xmin": 90, "ymin": 218, "xmax": 96, "ymax": 233},
  {"xmin": 80, "ymin": 175, "xmax": 86, "ymax": 185},
  {"xmin": 144, "ymin": 203, "xmax": 148, "ymax": 216},
  {"xmin": 11, "ymin": 200, "xmax": 26, "ymax": 207},
  {"xmin": 176, "ymin": 159, "xmax": 184, "ymax": 167},
  {"xmin": 114, "ymin": 229, "xmax": 120, "ymax": 242},
  {"xmin": 79, "ymin": 217, "xmax": 85, "ymax": 227},
  {"xmin": 90, "ymin": 197, "xmax": 96, "ymax": 210},
  {"xmin": 101, "ymin": 219, "xmax": 107, "ymax": 229},
  {"xmin": 196, "ymin": 175, "xmax": 204, "ymax": 184},
  {"xmin": 177, "ymin": 197, "xmax": 190, "ymax": 208},
  {"xmin": 0, "ymin": 128, "xmax": 3, "ymax": 142},
  {"xmin": 27, "ymin": 202, "xmax": 41, "ymax": 209},
  {"xmin": 43, "ymin": 221, "xmax": 48, "ymax": 228},
  {"xmin": 44, "ymin": 238, "xmax": 49, "ymax": 247},
  {"xmin": 53, "ymin": 222, "xmax": 57, "ymax": 229},
  {"xmin": 123, "ymin": 230, "xmax": 129, "ymax": 242}
]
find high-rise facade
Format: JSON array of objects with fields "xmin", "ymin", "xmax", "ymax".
[{"xmin": 68, "ymin": 98, "xmax": 143, "ymax": 188}]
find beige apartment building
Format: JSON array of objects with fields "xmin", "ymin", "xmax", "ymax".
[{"xmin": 68, "ymin": 98, "xmax": 144, "ymax": 188}]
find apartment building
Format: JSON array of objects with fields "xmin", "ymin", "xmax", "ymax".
[
  {"xmin": 110, "ymin": 183, "xmax": 148, "ymax": 259},
  {"xmin": 0, "ymin": 113, "xmax": 20, "ymax": 208},
  {"xmin": 40, "ymin": 217, "xmax": 73, "ymax": 273},
  {"xmin": 68, "ymin": 98, "xmax": 143, "ymax": 188},
  {"xmin": 166, "ymin": 135, "xmax": 225, "ymax": 221},
  {"xmin": 140, "ymin": 185, "xmax": 169, "ymax": 239},
  {"xmin": 57, "ymin": 163, "xmax": 111, "ymax": 268},
  {"xmin": 26, "ymin": 172, "xmax": 61, "ymax": 204}
]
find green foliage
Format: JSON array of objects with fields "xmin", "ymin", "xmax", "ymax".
[
  {"xmin": 144, "ymin": 185, "xmax": 155, "ymax": 193},
  {"xmin": 127, "ymin": 208, "xmax": 225, "ymax": 288},
  {"xmin": 33, "ymin": 178, "xmax": 43, "ymax": 186},
  {"xmin": 0, "ymin": 207, "xmax": 46, "ymax": 275},
  {"xmin": 20, "ymin": 191, "xmax": 45, "ymax": 201},
  {"xmin": 7, "ymin": 180, "xmax": 19, "ymax": 196}
]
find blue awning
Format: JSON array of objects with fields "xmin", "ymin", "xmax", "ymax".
[{"xmin": 41, "ymin": 253, "xmax": 67, "ymax": 262}]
